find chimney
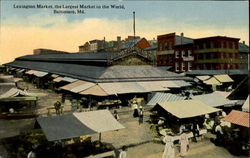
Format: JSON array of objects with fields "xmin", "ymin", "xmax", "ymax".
[
  {"xmin": 243, "ymin": 41, "xmax": 245, "ymax": 45},
  {"xmin": 117, "ymin": 36, "xmax": 121, "ymax": 42},
  {"xmin": 181, "ymin": 32, "xmax": 184, "ymax": 37}
]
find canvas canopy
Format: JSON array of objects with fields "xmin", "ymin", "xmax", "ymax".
[
  {"xmin": 191, "ymin": 92, "xmax": 237, "ymax": 107},
  {"xmin": 73, "ymin": 110, "xmax": 125, "ymax": 133},
  {"xmin": 0, "ymin": 88, "xmax": 36, "ymax": 99},
  {"xmin": 196, "ymin": 76, "xmax": 211, "ymax": 81},
  {"xmin": 37, "ymin": 110, "xmax": 125, "ymax": 141},
  {"xmin": 60, "ymin": 80, "xmax": 96, "ymax": 93},
  {"xmin": 203, "ymin": 77, "xmax": 221, "ymax": 85},
  {"xmin": 242, "ymin": 96, "xmax": 249, "ymax": 112},
  {"xmin": 79, "ymin": 85, "xmax": 108, "ymax": 96},
  {"xmin": 157, "ymin": 100, "xmax": 221, "ymax": 119},
  {"xmin": 33, "ymin": 71, "xmax": 48, "ymax": 77},
  {"xmin": 213, "ymin": 74, "xmax": 233, "ymax": 83}
]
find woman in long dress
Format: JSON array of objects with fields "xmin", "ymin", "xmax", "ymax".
[
  {"xmin": 179, "ymin": 132, "xmax": 189, "ymax": 157},
  {"xmin": 162, "ymin": 136, "xmax": 175, "ymax": 158}
]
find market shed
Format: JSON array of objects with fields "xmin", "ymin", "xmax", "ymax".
[
  {"xmin": 191, "ymin": 92, "xmax": 237, "ymax": 107},
  {"xmin": 223, "ymin": 110, "xmax": 249, "ymax": 128},
  {"xmin": 147, "ymin": 93, "xmax": 186, "ymax": 106},
  {"xmin": 37, "ymin": 110, "xmax": 125, "ymax": 141},
  {"xmin": 155, "ymin": 100, "xmax": 221, "ymax": 119},
  {"xmin": 0, "ymin": 88, "xmax": 36, "ymax": 101}
]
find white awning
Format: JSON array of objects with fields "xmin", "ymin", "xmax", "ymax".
[
  {"xmin": 157, "ymin": 100, "xmax": 221, "ymax": 119},
  {"xmin": 242, "ymin": 96, "xmax": 249, "ymax": 112},
  {"xmin": 33, "ymin": 71, "xmax": 48, "ymax": 77},
  {"xmin": 214, "ymin": 74, "xmax": 233, "ymax": 83},
  {"xmin": 99, "ymin": 82, "xmax": 147, "ymax": 95},
  {"xmin": 60, "ymin": 80, "xmax": 96, "ymax": 93},
  {"xmin": 73, "ymin": 110, "xmax": 125, "ymax": 133}
]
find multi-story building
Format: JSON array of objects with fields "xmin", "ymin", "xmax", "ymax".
[
  {"xmin": 157, "ymin": 32, "xmax": 194, "ymax": 72},
  {"xmin": 238, "ymin": 41, "xmax": 249, "ymax": 70},
  {"xmin": 193, "ymin": 36, "xmax": 240, "ymax": 70},
  {"xmin": 79, "ymin": 42, "xmax": 90, "ymax": 53}
]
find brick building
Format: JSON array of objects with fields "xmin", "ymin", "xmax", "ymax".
[
  {"xmin": 193, "ymin": 36, "xmax": 240, "ymax": 70},
  {"xmin": 157, "ymin": 33, "xmax": 194, "ymax": 72}
]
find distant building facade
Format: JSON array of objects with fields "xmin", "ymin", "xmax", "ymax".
[
  {"xmin": 33, "ymin": 48, "xmax": 69, "ymax": 55},
  {"xmin": 238, "ymin": 41, "xmax": 249, "ymax": 70},
  {"xmin": 193, "ymin": 36, "xmax": 240, "ymax": 70},
  {"xmin": 157, "ymin": 32, "xmax": 194, "ymax": 72}
]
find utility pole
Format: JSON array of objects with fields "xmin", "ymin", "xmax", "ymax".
[{"xmin": 133, "ymin": 11, "xmax": 135, "ymax": 41}]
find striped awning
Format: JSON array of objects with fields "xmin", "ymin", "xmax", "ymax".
[{"xmin": 223, "ymin": 110, "xmax": 249, "ymax": 128}]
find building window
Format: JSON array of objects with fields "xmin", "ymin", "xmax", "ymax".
[
  {"xmin": 159, "ymin": 43, "xmax": 162, "ymax": 51},
  {"xmin": 169, "ymin": 41, "xmax": 172, "ymax": 49},
  {"xmin": 188, "ymin": 50, "xmax": 192, "ymax": 57},
  {"xmin": 210, "ymin": 41, "xmax": 214, "ymax": 48},
  {"xmin": 229, "ymin": 53, "xmax": 232, "ymax": 58},
  {"xmin": 169, "ymin": 55, "xmax": 173, "ymax": 64},
  {"xmin": 203, "ymin": 43, "xmax": 206, "ymax": 49},
  {"xmin": 188, "ymin": 62, "xmax": 192, "ymax": 71},
  {"xmin": 211, "ymin": 52, "xmax": 215, "ymax": 59},
  {"xmin": 164, "ymin": 42, "xmax": 168, "ymax": 50},
  {"xmin": 232, "ymin": 42, "xmax": 235, "ymax": 49},
  {"xmin": 182, "ymin": 62, "xmax": 185, "ymax": 71},
  {"xmin": 175, "ymin": 62, "xmax": 179, "ymax": 72},
  {"xmin": 226, "ymin": 41, "xmax": 229, "ymax": 48},
  {"xmin": 181, "ymin": 50, "xmax": 185, "ymax": 58},
  {"xmin": 175, "ymin": 51, "xmax": 180, "ymax": 58}
]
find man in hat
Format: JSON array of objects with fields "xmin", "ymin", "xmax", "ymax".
[{"xmin": 54, "ymin": 101, "xmax": 61, "ymax": 115}]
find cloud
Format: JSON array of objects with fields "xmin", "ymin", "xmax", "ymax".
[{"xmin": 0, "ymin": 15, "xmax": 249, "ymax": 64}]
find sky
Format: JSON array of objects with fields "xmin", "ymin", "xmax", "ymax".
[{"xmin": 0, "ymin": 0, "xmax": 249, "ymax": 64}]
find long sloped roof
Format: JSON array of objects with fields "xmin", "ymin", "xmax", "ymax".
[
  {"xmin": 6, "ymin": 60, "xmax": 189, "ymax": 82},
  {"xmin": 187, "ymin": 70, "xmax": 249, "ymax": 75},
  {"xmin": 17, "ymin": 52, "xmax": 111, "ymax": 62},
  {"xmin": 147, "ymin": 93, "xmax": 186, "ymax": 106}
]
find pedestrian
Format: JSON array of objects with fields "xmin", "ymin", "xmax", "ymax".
[
  {"xmin": 54, "ymin": 101, "xmax": 61, "ymax": 115},
  {"xmin": 132, "ymin": 101, "xmax": 139, "ymax": 117},
  {"xmin": 191, "ymin": 120, "xmax": 199, "ymax": 142},
  {"xmin": 162, "ymin": 136, "xmax": 175, "ymax": 158},
  {"xmin": 179, "ymin": 131, "xmax": 189, "ymax": 157},
  {"xmin": 114, "ymin": 110, "xmax": 119, "ymax": 120},
  {"xmin": 139, "ymin": 106, "xmax": 144, "ymax": 125},
  {"xmin": 119, "ymin": 146, "xmax": 127, "ymax": 158},
  {"xmin": 27, "ymin": 149, "xmax": 36, "ymax": 158}
]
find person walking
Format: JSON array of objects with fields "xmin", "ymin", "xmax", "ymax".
[
  {"xmin": 191, "ymin": 120, "xmax": 199, "ymax": 142},
  {"xmin": 54, "ymin": 101, "xmax": 61, "ymax": 115},
  {"xmin": 119, "ymin": 146, "xmax": 127, "ymax": 158},
  {"xmin": 162, "ymin": 136, "xmax": 175, "ymax": 158},
  {"xmin": 114, "ymin": 110, "xmax": 120, "ymax": 121},
  {"xmin": 132, "ymin": 101, "xmax": 139, "ymax": 118},
  {"xmin": 139, "ymin": 106, "xmax": 144, "ymax": 125},
  {"xmin": 179, "ymin": 131, "xmax": 189, "ymax": 157}
]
